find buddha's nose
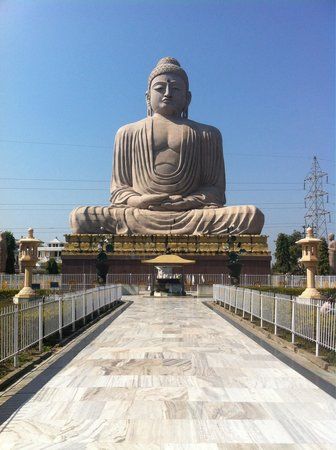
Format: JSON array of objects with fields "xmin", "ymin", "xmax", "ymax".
[{"xmin": 164, "ymin": 84, "xmax": 172, "ymax": 97}]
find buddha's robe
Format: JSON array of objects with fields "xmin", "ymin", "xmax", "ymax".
[{"xmin": 70, "ymin": 117, "xmax": 264, "ymax": 235}]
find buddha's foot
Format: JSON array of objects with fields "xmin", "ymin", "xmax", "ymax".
[{"xmin": 70, "ymin": 205, "xmax": 264, "ymax": 235}]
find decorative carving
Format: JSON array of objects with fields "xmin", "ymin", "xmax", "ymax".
[{"xmin": 63, "ymin": 233, "xmax": 269, "ymax": 256}]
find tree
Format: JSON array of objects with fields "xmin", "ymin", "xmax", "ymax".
[
  {"xmin": 273, "ymin": 233, "xmax": 291, "ymax": 274},
  {"xmin": 318, "ymin": 238, "xmax": 330, "ymax": 275},
  {"xmin": 46, "ymin": 258, "xmax": 59, "ymax": 274},
  {"xmin": 273, "ymin": 230, "xmax": 305, "ymax": 274},
  {"xmin": 4, "ymin": 231, "xmax": 16, "ymax": 274},
  {"xmin": 227, "ymin": 251, "xmax": 242, "ymax": 286},
  {"xmin": 96, "ymin": 251, "xmax": 108, "ymax": 284},
  {"xmin": 288, "ymin": 230, "xmax": 305, "ymax": 275}
]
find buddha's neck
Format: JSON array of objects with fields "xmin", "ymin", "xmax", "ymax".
[{"xmin": 153, "ymin": 113, "xmax": 184, "ymax": 123}]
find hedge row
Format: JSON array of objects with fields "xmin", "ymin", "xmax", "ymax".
[
  {"xmin": 0, "ymin": 289, "xmax": 52, "ymax": 302},
  {"xmin": 246, "ymin": 286, "xmax": 336, "ymax": 299}
]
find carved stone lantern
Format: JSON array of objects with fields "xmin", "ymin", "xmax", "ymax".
[
  {"xmin": 14, "ymin": 228, "xmax": 42, "ymax": 303},
  {"xmin": 296, "ymin": 227, "xmax": 325, "ymax": 300}
]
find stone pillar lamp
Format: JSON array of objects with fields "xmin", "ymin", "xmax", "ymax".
[
  {"xmin": 296, "ymin": 227, "xmax": 325, "ymax": 300},
  {"xmin": 14, "ymin": 228, "xmax": 42, "ymax": 304}
]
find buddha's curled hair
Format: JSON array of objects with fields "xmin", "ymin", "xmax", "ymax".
[{"xmin": 148, "ymin": 56, "xmax": 189, "ymax": 90}]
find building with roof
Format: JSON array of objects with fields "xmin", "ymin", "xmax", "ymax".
[{"xmin": 37, "ymin": 237, "xmax": 65, "ymax": 265}]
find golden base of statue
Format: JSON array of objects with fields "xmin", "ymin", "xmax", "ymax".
[{"xmin": 62, "ymin": 233, "xmax": 271, "ymax": 276}]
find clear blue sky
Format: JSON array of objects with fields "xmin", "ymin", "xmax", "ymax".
[{"xmin": 1, "ymin": 0, "xmax": 335, "ymax": 255}]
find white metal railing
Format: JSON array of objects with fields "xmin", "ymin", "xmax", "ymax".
[
  {"xmin": 238, "ymin": 274, "xmax": 336, "ymax": 288},
  {"xmin": 213, "ymin": 285, "xmax": 336, "ymax": 356},
  {"xmin": 0, "ymin": 284, "xmax": 122, "ymax": 367},
  {"xmin": 1, "ymin": 273, "xmax": 335, "ymax": 290}
]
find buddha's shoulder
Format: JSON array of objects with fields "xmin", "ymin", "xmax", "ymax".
[
  {"xmin": 116, "ymin": 118, "xmax": 149, "ymax": 136},
  {"xmin": 185, "ymin": 119, "xmax": 222, "ymax": 136}
]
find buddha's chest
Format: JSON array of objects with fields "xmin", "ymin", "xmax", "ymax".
[{"xmin": 152, "ymin": 121, "xmax": 184, "ymax": 175}]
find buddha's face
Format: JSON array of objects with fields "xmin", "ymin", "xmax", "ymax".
[{"xmin": 148, "ymin": 72, "xmax": 191, "ymax": 118}]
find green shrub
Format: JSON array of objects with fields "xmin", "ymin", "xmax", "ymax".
[
  {"xmin": 246, "ymin": 286, "xmax": 336, "ymax": 299},
  {"xmin": 0, "ymin": 289, "xmax": 52, "ymax": 302}
]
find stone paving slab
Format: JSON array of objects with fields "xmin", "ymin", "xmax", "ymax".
[{"xmin": 0, "ymin": 296, "xmax": 335, "ymax": 448}]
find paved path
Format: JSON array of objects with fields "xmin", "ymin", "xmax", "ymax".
[{"xmin": 0, "ymin": 297, "xmax": 335, "ymax": 449}]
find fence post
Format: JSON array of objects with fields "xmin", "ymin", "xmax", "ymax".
[
  {"xmin": 83, "ymin": 286, "xmax": 86, "ymax": 324},
  {"xmin": 274, "ymin": 294, "xmax": 278, "ymax": 335},
  {"xmin": 250, "ymin": 293, "xmax": 254, "ymax": 322},
  {"xmin": 242, "ymin": 291, "xmax": 245, "ymax": 319},
  {"xmin": 291, "ymin": 299, "xmax": 295, "ymax": 344},
  {"xmin": 228, "ymin": 288, "xmax": 231, "ymax": 312},
  {"xmin": 91, "ymin": 291, "xmax": 94, "ymax": 320},
  {"xmin": 13, "ymin": 304, "xmax": 19, "ymax": 368},
  {"xmin": 260, "ymin": 293, "xmax": 263, "ymax": 328},
  {"xmin": 71, "ymin": 294, "xmax": 76, "ymax": 332},
  {"xmin": 234, "ymin": 289, "xmax": 238, "ymax": 314},
  {"xmin": 38, "ymin": 298, "xmax": 43, "ymax": 353},
  {"xmin": 315, "ymin": 305, "xmax": 320, "ymax": 357},
  {"xmin": 58, "ymin": 296, "xmax": 63, "ymax": 340}
]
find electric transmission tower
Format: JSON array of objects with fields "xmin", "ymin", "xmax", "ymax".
[{"xmin": 304, "ymin": 156, "xmax": 330, "ymax": 239}]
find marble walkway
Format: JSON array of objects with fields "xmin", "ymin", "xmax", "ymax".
[{"xmin": 0, "ymin": 296, "xmax": 336, "ymax": 449}]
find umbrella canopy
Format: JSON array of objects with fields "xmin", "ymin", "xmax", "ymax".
[{"xmin": 142, "ymin": 254, "xmax": 195, "ymax": 265}]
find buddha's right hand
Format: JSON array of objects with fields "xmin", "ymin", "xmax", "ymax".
[{"xmin": 127, "ymin": 193, "xmax": 169, "ymax": 209}]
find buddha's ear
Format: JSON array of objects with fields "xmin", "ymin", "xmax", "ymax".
[
  {"xmin": 145, "ymin": 91, "xmax": 152, "ymax": 117},
  {"xmin": 186, "ymin": 91, "xmax": 192, "ymax": 107}
]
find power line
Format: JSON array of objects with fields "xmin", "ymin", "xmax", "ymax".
[
  {"xmin": 7, "ymin": 222, "xmax": 306, "ymax": 230},
  {"xmin": 0, "ymin": 176, "xmax": 317, "ymax": 185},
  {"xmin": 0, "ymin": 206, "xmax": 309, "ymax": 211},
  {"xmin": 0, "ymin": 139, "xmax": 333, "ymax": 161},
  {"xmin": 0, "ymin": 139, "xmax": 111, "ymax": 149},
  {"xmin": 0, "ymin": 201, "xmax": 310, "ymax": 206},
  {"xmin": 0, "ymin": 187, "xmax": 305, "ymax": 192}
]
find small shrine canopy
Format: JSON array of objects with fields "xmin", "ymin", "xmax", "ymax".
[{"xmin": 142, "ymin": 254, "xmax": 195, "ymax": 265}]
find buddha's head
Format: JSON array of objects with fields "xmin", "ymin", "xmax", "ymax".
[{"xmin": 146, "ymin": 57, "xmax": 192, "ymax": 118}]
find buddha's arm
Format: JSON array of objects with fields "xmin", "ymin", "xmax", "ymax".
[
  {"xmin": 190, "ymin": 127, "xmax": 225, "ymax": 206},
  {"xmin": 110, "ymin": 127, "xmax": 140, "ymax": 205},
  {"xmin": 160, "ymin": 127, "xmax": 225, "ymax": 211}
]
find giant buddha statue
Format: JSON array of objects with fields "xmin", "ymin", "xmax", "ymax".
[{"xmin": 70, "ymin": 57, "xmax": 264, "ymax": 235}]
